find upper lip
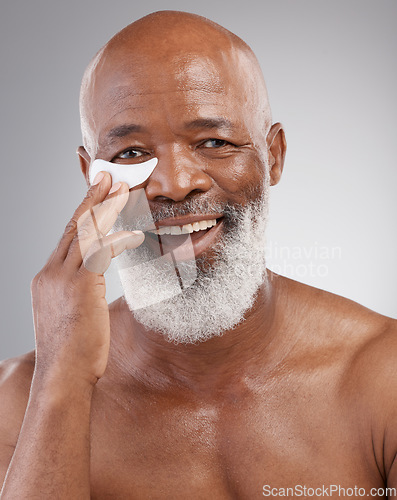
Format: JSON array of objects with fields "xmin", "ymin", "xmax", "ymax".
[{"xmin": 150, "ymin": 214, "xmax": 223, "ymax": 228}]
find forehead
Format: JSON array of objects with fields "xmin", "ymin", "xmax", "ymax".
[{"xmin": 88, "ymin": 49, "xmax": 262, "ymax": 145}]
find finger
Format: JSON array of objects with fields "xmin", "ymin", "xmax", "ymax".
[
  {"xmin": 82, "ymin": 230, "xmax": 145, "ymax": 275},
  {"xmin": 66, "ymin": 182, "xmax": 130, "ymax": 267},
  {"xmin": 83, "ymin": 183, "xmax": 130, "ymax": 248},
  {"xmin": 54, "ymin": 171, "xmax": 113, "ymax": 263}
]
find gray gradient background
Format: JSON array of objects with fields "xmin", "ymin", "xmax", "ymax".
[{"xmin": 0, "ymin": 0, "xmax": 396, "ymax": 360}]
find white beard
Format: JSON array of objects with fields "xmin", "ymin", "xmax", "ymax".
[{"xmin": 113, "ymin": 179, "xmax": 270, "ymax": 344}]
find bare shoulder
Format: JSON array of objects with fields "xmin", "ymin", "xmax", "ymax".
[
  {"xmin": 280, "ymin": 274, "xmax": 396, "ymax": 349},
  {"xmin": 311, "ymin": 282, "xmax": 397, "ymax": 381},
  {"xmin": 0, "ymin": 352, "xmax": 35, "ymax": 446},
  {"xmin": 336, "ymin": 300, "xmax": 397, "ymax": 417},
  {"xmin": 337, "ymin": 306, "xmax": 397, "ymax": 482},
  {"xmin": 282, "ymin": 276, "xmax": 397, "ymax": 478},
  {"xmin": 0, "ymin": 351, "xmax": 35, "ymax": 396},
  {"xmin": 280, "ymin": 275, "xmax": 396, "ymax": 389},
  {"xmin": 0, "ymin": 352, "xmax": 35, "ymax": 484}
]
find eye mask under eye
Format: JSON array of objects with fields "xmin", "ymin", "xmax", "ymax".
[{"xmin": 89, "ymin": 157, "xmax": 158, "ymax": 188}]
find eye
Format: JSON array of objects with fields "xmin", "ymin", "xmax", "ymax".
[
  {"xmin": 116, "ymin": 148, "xmax": 146, "ymax": 159},
  {"xmin": 201, "ymin": 139, "xmax": 229, "ymax": 148}
]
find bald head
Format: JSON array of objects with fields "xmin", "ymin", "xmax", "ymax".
[{"xmin": 79, "ymin": 11, "xmax": 272, "ymax": 157}]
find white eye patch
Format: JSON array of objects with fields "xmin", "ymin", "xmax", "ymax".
[{"xmin": 89, "ymin": 157, "xmax": 158, "ymax": 189}]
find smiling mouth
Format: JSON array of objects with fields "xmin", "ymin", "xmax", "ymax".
[
  {"xmin": 143, "ymin": 217, "xmax": 224, "ymax": 259},
  {"xmin": 147, "ymin": 218, "xmax": 218, "ymax": 236}
]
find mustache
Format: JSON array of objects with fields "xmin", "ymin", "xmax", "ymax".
[
  {"xmin": 115, "ymin": 183, "xmax": 267, "ymax": 232},
  {"xmin": 117, "ymin": 193, "xmax": 234, "ymax": 231},
  {"xmin": 148, "ymin": 197, "xmax": 228, "ymax": 222}
]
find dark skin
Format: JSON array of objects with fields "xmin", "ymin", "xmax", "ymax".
[{"xmin": 1, "ymin": 11, "xmax": 397, "ymax": 499}]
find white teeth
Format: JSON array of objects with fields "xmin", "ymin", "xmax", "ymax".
[
  {"xmin": 149, "ymin": 218, "xmax": 218, "ymax": 235},
  {"xmin": 170, "ymin": 226, "xmax": 182, "ymax": 235}
]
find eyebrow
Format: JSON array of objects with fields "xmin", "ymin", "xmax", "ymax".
[
  {"xmin": 184, "ymin": 117, "xmax": 234, "ymax": 131},
  {"xmin": 105, "ymin": 117, "xmax": 234, "ymax": 142},
  {"xmin": 106, "ymin": 123, "xmax": 146, "ymax": 140}
]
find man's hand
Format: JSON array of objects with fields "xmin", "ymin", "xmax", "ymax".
[
  {"xmin": 30, "ymin": 172, "xmax": 144, "ymax": 387},
  {"xmin": 0, "ymin": 172, "xmax": 144, "ymax": 498}
]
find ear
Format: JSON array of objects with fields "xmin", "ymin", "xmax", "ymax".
[
  {"xmin": 77, "ymin": 146, "xmax": 91, "ymax": 187},
  {"xmin": 266, "ymin": 123, "xmax": 287, "ymax": 186}
]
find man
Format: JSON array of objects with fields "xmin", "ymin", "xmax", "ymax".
[{"xmin": 0, "ymin": 10, "xmax": 396, "ymax": 498}]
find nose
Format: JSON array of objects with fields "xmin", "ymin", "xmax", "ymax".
[{"xmin": 144, "ymin": 148, "xmax": 212, "ymax": 202}]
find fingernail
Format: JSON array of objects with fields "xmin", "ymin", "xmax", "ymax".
[
  {"xmin": 131, "ymin": 230, "xmax": 144, "ymax": 236},
  {"xmin": 92, "ymin": 172, "xmax": 105, "ymax": 185},
  {"xmin": 109, "ymin": 182, "xmax": 122, "ymax": 194}
]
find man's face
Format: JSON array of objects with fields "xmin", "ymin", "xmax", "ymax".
[
  {"xmin": 83, "ymin": 45, "xmax": 273, "ymax": 343},
  {"xmin": 87, "ymin": 47, "xmax": 270, "ymax": 214}
]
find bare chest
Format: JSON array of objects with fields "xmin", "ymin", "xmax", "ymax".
[{"xmin": 89, "ymin": 386, "xmax": 383, "ymax": 499}]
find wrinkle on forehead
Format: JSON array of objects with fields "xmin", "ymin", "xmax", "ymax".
[
  {"xmin": 79, "ymin": 11, "xmax": 272, "ymax": 156},
  {"xmin": 103, "ymin": 56, "xmax": 226, "ymax": 103}
]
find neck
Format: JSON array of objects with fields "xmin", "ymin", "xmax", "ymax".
[{"xmin": 107, "ymin": 270, "xmax": 287, "ymax": 395}]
